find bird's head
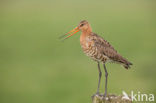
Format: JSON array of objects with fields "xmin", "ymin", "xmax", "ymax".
[
  {"xmin": 59, "ymin": 20, "xmax": 91, "ymax": 40},
  {"xmin": 78, "ymin": 20, "xmax": 90, "ymax": 32}
]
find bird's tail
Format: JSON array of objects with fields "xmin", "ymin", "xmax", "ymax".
[
  {"xmin": 122, "ymin": 61, "xmax": 132, "ymax": 69},
  {"xmin": 119, "ymin": 57, "xmax": 132, "ymax": 69}
]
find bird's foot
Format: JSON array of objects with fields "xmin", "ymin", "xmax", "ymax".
[
  {"xmin": 102, "ymin": 92, "xmax": 108, "ymax": 100},
  {"xmin": 104, "ymin": 92, "xmax": 107, "ymax": 97},
  {"xmin": 91, "ymin": 92, "xmax": 102, "ymax": 99},
  {"xmin": 92, "ymin": 92, "xmax": 104, "ymax": 101},
  {"xmin": 92, "ymin": 92, "xmax": 99, "ymax": 97}
]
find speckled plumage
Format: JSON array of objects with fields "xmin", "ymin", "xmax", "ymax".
[{"xmin": 80, "ymin": 30, "xmax": 132, "ymax": 69}]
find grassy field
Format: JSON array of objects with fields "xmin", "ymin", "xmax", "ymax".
[{"xmin": 0, "ymin": 0, "xmax": 156, "ymax": 103}]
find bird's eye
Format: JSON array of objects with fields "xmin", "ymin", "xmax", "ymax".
[{"xmin": 80, "ymin": 24, "xmax": 84, "ymax": 27}]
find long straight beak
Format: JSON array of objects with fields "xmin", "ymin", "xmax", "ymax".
[{"xmin": 59, "ymin": 27, "xmax": 80, "ymax": 40}]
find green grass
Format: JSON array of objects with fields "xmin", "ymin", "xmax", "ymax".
[{"xmin": 0, "ymin": 0, "xmax": 156, "ymax": 103}]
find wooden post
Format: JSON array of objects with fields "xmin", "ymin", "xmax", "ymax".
[{"xmin": 92, "ymin": 93, "xmax": 132, "ymax": 103}]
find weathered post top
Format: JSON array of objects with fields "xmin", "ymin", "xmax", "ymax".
[{"xmin": 92, "ymin": 94, "xmax": 132, "ymax": 103}]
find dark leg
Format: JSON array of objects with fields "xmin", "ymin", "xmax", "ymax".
[
  {"xmin": 97, "ymin": 62, "xmax": 102, "ymax": 94},
  {"xmin": 103, "ymin": 64, "xmax": 108, "ymax": 97}
]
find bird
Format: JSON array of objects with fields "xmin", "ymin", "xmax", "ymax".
[{"xmin": 59, "ymin": 20, "xmax": 132, "ymax": 98}]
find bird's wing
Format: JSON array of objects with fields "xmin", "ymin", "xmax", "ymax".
[
  {"xmin": 90, "ymin": 33, "xmax": 122, "ymax": 62},
  {"xmin": 90, "ymin": 33, "xmax": 132, "ymax": 69}
]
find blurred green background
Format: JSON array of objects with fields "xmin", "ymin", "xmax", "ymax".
[{"xmin": 0, "ymin": 0, "xmax": 156, "ymax": 103}]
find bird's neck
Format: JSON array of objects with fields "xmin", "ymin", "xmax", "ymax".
[
  {"xmin": 81, "ymin": 26, "xmax": 92, "ymax": 36},
  {"xmin": 80, "ymin": 27, "xmax": 92, "ymax": 43}
]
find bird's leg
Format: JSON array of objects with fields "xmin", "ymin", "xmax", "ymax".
[
  {"xmin": 96, "ymin": 62, "xmax": 102, "ymax": 94},
  {"xmin": 103, "ymin": 64, "xmax": 108, "ymax": 98},
  {"xmin": 92, "ymin": 62, "xmax": 102, "ymax": 99}
]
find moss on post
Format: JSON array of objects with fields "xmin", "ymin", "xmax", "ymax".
[{"xmin": 92, "ymin": 94, "xmax": 132, "ymax": 103}]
